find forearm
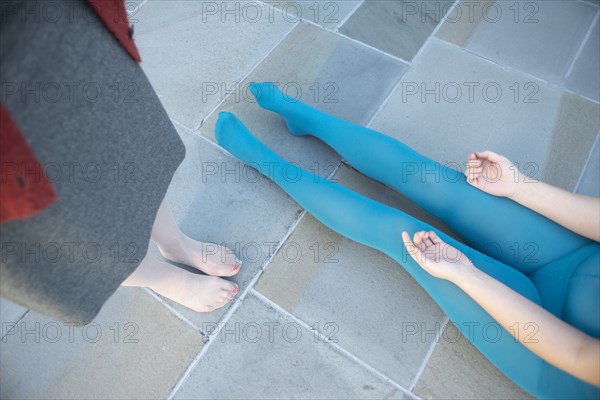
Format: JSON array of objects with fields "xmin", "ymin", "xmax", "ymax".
[
  {"xmin": 510, "ymin": 177, "xmax": 600, "ymax": 242},
  {"xmin": 453, "ymin": 266, "xmax": 600, "ymax": 386}
]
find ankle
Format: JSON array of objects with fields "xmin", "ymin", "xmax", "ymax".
[
  {"xmin": 148, "ymin": 263, "xmax": 185, "ymax": 292},
  {"xmin": 122, "ymin": 255, "xmax": 180, "ymax": 289},
  {"xmin": 155, "ymin": 229, "xmax": 188, "ymax": 256}
]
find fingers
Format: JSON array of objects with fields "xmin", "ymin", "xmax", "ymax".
[
  {"xmin": 413, "ymin": 230, "xmax": 424, "ymax": 245},
  {"xmin": 424, "ymin": 233, "xmax": 436, "ymax": 247},
  {"xmin": 428, "ymin": 231, "xmax": 443, "ymax": 245},
  {"xmin": 401, "ymin": 231, "xmax": 422, "ymax": 261},
  {"xmin": 404, "ymin": 231, "xmax": 443, "ymax": 266},
  {"xmin": 474, "ymin": 150, "xmax": 501, "ymax": 163},
  {"xmin": 406, "ymin": 230, "xmax": 439, "ymax": 251},
  {"xmin": 414, "ymin": 231, "xmax": 430, "ymax": 253},
  {"xmin": 466, "ymin": 159, "xmax": 482, "ymax": 168},
  {"xmin": 465, "ymin": 154, "xmax": 483, "ymax": 185}
]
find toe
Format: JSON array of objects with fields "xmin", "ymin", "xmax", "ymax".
[
  {"xmin": 231, "ymin": 263, "xmax": 241, "ymax": 275},
  {"xmin": 221, "ymin": 295, "xmax": 233, "ymax": 303},
  {"xmin": 227, "ymin": 283, "xmax": 240, "ymax": 295},
  {"xmin": 215, "ymin": 297, "xmax": 229, "ymax": 307}
]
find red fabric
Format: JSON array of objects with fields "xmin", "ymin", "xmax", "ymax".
[
  {"xmin": 88, "ymin": 0, "xmax": 142, "ymax": 63},
  {"xmin": 0, "ymin": 0, "xmax": 141, "ymax": 224},
  {"xmin": 0, "ymin": 105, "xmax": 58, "ymax": 222}
]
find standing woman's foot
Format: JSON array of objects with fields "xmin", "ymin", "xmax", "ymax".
[
  {"xmin": 122, "ymin": 255, "xmax": 239, "ymax": 313},
  {"xmin": 249, "ymin": 82, "xmax": 323, "ymax": 137},
  {"xmin": 156, "ymin": 232, "xmax": 242, "ymax": 277}
]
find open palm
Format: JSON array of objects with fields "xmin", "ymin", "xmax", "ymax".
[
  {"xmin": 401, "ymin": 231, "xmax": 474, "ymax": 281},
  {"xmin": 465, "ymin": 151, "xmax": 523, "ymax": 198}
]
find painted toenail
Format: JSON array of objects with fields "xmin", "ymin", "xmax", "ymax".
[
  {"xmin": 233, "ymin": 286, "xmax": 239, "ymax": 294},
  {"xmin": 233, "ymin": 265, "xmax": 240, "ymax": 271}
]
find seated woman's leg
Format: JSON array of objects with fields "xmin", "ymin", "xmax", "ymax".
[
  {"xmin": 249, "ymin": 82, "xmax": 590, "ymax": 274},
  {"xmin": 215, "ymin": 112, "xmax": 597, "ymax": 399},
  {"xmin": 215, "ymin": 112, "xmax": 538, "ymax": 298}
]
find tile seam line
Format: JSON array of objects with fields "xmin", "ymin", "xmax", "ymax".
[
  {"xmin": 257, "ymin": 1, "xmax": 600, "ymax": 108},
  {"xmin": 578, "ymin": 0, "xmax": 600, "ymax": 8},
  {"xmin": 142, "ymin": 287, "xmax": 201, "ymax": 332},
  {"xmin": 157, "ymin": 117, "xmax": 324, "ymax": 335},
  {"xmin": 165, "ymin": 214, "xmax": 308, "ymax": 400},
  {"xmin": 408, "ymin": 316, "xmax": 450, "ymax": 392},
  {"xmin": 254, "ymin": 0, "xmax": 411, "ymax": 66},
  {"xmin": 152, "ymin": 115, "xmax": 309, "ymax": 335},
  {"xmin": 366, "ymin": 0, "xmax": 461, "ymax": 127},
  {"xmin": 165, "ymin": 208, "xmax": 310, "ymax": 400},
  {"xmin": 334, "ymin": 0, "xmax": 366, "ymax": 30},
  {"xmin": 192, "ymin": 17, "xmax": 300, "ymax": 132},
  {"xmin": 127, "ymin": 0, "xmax": 148, "ymax": 16},
  {"xmin": 435, "ymin": 37, "xmax": 600, "ymax": 106},
  {"xmin": 166, "ymin": 160, "xmax": 344, "ymax": 399},
  {"xmin": 563, "ymin": 10, "xmax": 600, "ymax": 86},
  {"xmin": 302, "ymin": 17, "xmax": 412, "ymax": 66},
  {"xmin": 250, "ymin": 288, "xmax": 419, "ymax": 399},
  {"xmin": 0, "ymin": 309, "xmax": 30, "ymax": 342},
  {"xmin": 171, "ymin": 117, "xmax": 231, "ymax": 152},
  {"xmin": 574, "ymin": 130, "xmax": 600, "ymax": 193},
  {"xmin": 255, "ymin": 159, "xmax": 342, "ymax": 277}
]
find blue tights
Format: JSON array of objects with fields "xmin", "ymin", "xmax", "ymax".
[{"xmin": 215, "ymin": 82, "xmax": 600, "ymax": 399}]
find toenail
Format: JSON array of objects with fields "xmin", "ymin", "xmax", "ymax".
[
  {"xmin": 233, "ymin": 265, "xmax": 240, "ymax": 271},
  {"xmin": 233, "ymin": 285, "xmax": 239, "ymax": 294}
]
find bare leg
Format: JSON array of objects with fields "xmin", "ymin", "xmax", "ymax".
[
  {"xmin": 121, "ymin": 253, "xmax": 239, "ymax": 313},
  {"xmin": 151, "ymin": 199, "xmax": 242, "ymax": 276},
  {"xmin": 121, "ymin": 199, "xmax": 240, "ymax": 313}
]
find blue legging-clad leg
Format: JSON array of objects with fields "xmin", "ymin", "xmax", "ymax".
[
  {"xmin": 215, "ymin": 113, "xmax": 598, "ymax": 397},
  {"xmin": 247, "ymin": 82, "xmax": 591, "ymax": 274}
]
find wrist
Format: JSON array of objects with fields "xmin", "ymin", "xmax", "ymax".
[
  {"xmin": 514, "ymin": 172, "xmax": 542, "ymax": 203},
  {"xmin": 450, "ymin": 262, "xmax": 480, "ymax": 287},
  {"xmin": 509, "ymin": 172, "xmax": 529, "ymax": 201}
]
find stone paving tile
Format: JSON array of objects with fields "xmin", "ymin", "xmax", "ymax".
[
  {"xmin": 0, "ymin": 299, "xmax": 27, "ymax": 335},
  {"xmin": 255, "ymin": 164, "xmax": 457, "ymax": 388},
  {"xmin": 134, "ymin": 0, "xmax": 295, "ymax": 129},
  {"xmin": 0, "ymin": 287, "xmax": 203, "ymax": 400},
  {"xmin": 339, "ymin": 0, "xmax": 453, "ymax": 61},
  {"xmin": 125, "ymin": 0, "xmax": 146, "ymax": 16},
  {"xmin": 199, "ymin": 22, "xmax": 408, "ymax": 173},
  {"xmin": 369, "ymin": 39, "xmax": 599, "ymax": 191},
  {"xmin": 565, "ymin": 17, "xmax": 600, "ymax": 102},
  {"xmin": 435, "ymin": 0, "xmax": 493, "ymax": 47},
  {"xmin": 577, "ymin": 132, "xmax": 600, "ymax": 197},
  {"xmin": 173, "ymin": 292, "xmax": 408, "ymax": 399},
  {"xmin": 438, "ymin": 0, "xmax": 597, "ymax": 84},
  {"xmin": 271, "ymin": 1, "xmax": 362, "ymax": 29},
  {"xmin": 150, "ymin": 123, "xmax": 301, "ymax": 332},
  {"xmin": 414, "ymin": 322, "xmax": 533, "ymax": 399},
  {"xmin": 516, "ymin": 92, "xmax": 600, "ymax": 191}
]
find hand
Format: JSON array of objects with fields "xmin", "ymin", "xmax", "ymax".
[
  {"xmin": 401, "ymin": 231, "xmax": 475, "ymax": 281},
  {"xmin": 465, "ymin": 151, "xmax": 524, "ymax": 198}
]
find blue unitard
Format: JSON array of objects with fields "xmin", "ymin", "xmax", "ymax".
[{"xmin": 215, "ymin": 82, "xmax": 600, "ymax": 399}]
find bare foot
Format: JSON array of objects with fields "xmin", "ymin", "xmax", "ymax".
[
  {"xmin": 150, "ymin": 199, "xmax": 242, "ymax": 277},
  {"xmin": 122, "ymin": 255, "xmax": 239, "ymax": 313},
  {"xmin": 157, "ymin": 233, "xmax": 242, "ymax": 277}
]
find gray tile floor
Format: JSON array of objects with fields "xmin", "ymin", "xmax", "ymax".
[{"xmin": 1, "ymin": 0, "xmax": 599, "ymax": 399}]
